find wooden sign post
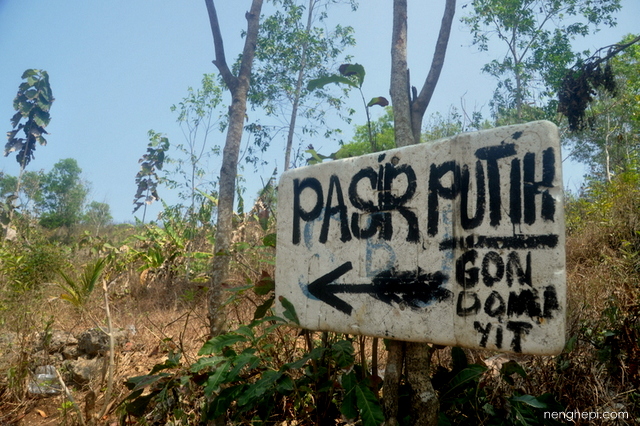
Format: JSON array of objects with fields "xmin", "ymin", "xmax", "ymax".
[{"xmin": 276, "ymin": 121, "xmax": 566, "ymax": 355}]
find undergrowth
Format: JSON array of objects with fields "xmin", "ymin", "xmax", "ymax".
[{"xmin": 0, "ymin": 171, "xmax": 639, "ymax": 424}]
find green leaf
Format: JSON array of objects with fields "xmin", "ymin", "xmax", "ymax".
[
  {"xmin": 367, "ymin": 96, "xmax": 389, "ymax": 107},
  {"xmin": 307, "ymin": 74, "xmax": 358, "ymax": 91},
  {"xmin": 21, "ymin": 69, "xmax": 38, "ymax": 79},
  {"xmin": 125, "ymin": 373, "xmax": 170, "ymax": 393},
  {"xmin": 191, "ymin": 355, "xmax": 226, "ymax": 373},
  {"xmin": 339, "ymin": 63, "xmax": 366, "ymax": 88},
  {"xmin": 236, "ymin": 370, "xmax": 282, "ymax": 407},
  {"xmin": 25, "ymin": 88, "xmax": 38, "ymax": 100},
  {"xmin": 208, "ymin": 385, "xmax": 245, "ymax": 419},
  {"xmin": 10, "ymin": 111, "xmax": 23, "ymax": 128},
  {"xmin": 510, "ymin": 394, "xmax": 547, "ymax": 409},
  {"xmin": 500, "ymin": 360, "xmax": 527, "ymax": 385},
  {"xmin": 262, "ymin": 232, "xmax": 277, "ymax": 248},
  {"xmin": 254, "ymin": 296, "xmax": 275, "ymax": 320},
  {"xmin": 278, "ymin": 296, "xmax": 300, "ymax": 325},
  {"xmin": 340, "ymin": 371, "xmax": 358, "ymax": 419},
  {"xmin": 196, "ymin": 188, "xmax": 218, "ymax": 206},
  {"xmin": 332, "ymin": 340, "xmax": 355, "ymax": 368},
  {"xmin": 442, "ymin": 364, "xmax": 487, "ymax": 397},
  {"xmin": 283, "ymin": 347, "xmax": 326, "ymax": 370},
  {"xmin": 254, "ymin": 271, "xmax": 275, "ymax": 295},
  {"xmin": 198, "ymin": 333, "xmax": 248, "ymax": 356},
  {"xmin": 355, "ymin": 381, "xmax": 384, "ymax": 426},
  {"xmin": 204, "ymin": 360, "xmax": 231, "ymax": 395},
  {"xmin": 276, "ymin": 375, "xmax": 295, "ymax": 393},
  {"xmin": 305, "ymin": 148, "xmax": 331, "ymax": 165},
  {"xmin": 33, "ymin": 109, "xmax": 50, "ymax": 127},
  {"xmin": 226, "ymin": 352, "xmax": 260, "ymax": 382},
  {"xmin": 149, "ymin": 352, "xmax": 181, "ymax": 375},
  {"xmin": 124, "ymin": 392, "xmax": 157, "ymax": 417}
]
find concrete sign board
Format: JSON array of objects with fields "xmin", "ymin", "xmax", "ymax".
[{"xmin": 275, "ymin": 121, "xmax": 566, "ymax": 355}]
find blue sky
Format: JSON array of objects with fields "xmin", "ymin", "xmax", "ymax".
[{"xmin": 0, "ymin": 0, "xmax": 638, "ymax": 223}]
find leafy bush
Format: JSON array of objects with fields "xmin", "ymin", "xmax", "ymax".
[{"xmin": 120, "ymin": 298, "xmax": 384, "ymax": 425}]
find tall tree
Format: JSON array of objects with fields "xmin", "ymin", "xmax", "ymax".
[
  {"xmin": 38, "ymin": 158, "xmax": 88, "ymax": 229},
  {"xmin": 4, "ymin": 69, "xmax": 54, "ymax": 229},
  {"xmin": 205, "ymin": 0, "xmax": 264, "ymax": 338},
  {"xmin": 168, "ymin": 73, "xmax": 223, "ymax": 221},
  {"xmin": 462, "ymin": 0, "xmax": 621, "ymax": 121},
  {"xmin": 83, "ymin": 201, "xmax": 113, "ymax": 236},
  {"xmin": 386, "ymin": 1, "xmax": 456, "ymax": 424},
  {"xmin": 250, "ymin": 0, "xmax": 357, "ymax": 171}
]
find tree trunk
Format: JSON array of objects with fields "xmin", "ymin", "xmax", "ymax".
[
  {"xmin": 390, "ymin": 0, "xmax": 413, "ymax": 147},
  {"xmin": 386, "ymin": 1, "xmax": 455, "ymax": 424},
  {"xmin": 205, "ymin": 0, "xmax": 264, "ymax": 339},
  {"xmin": 284, "ymin": 0, "xmax": 316, "ymax": 171}
]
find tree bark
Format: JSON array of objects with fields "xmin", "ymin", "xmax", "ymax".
[
  {"xmin": 386, "ymin": 1, "xmax": 456, "ymax": 425},
  {"xmin": 390, "ymin": 0, "xmax": 413, "ymax": 147},
  {"xmin": 382, "ymin": 340, "xmax": 403, "ymax": 426},
  {"xmin": 205, "ymin": 0, "xmax": 264, "ymax": 339}
]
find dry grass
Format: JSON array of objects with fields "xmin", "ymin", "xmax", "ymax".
[{"xmin": 1, "ymin": 180, "xmax": 640, "ymax": 424}]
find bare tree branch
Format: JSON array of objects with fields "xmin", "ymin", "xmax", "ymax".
[
  {"xmin": 411, "ymin": 0, "xmax": 456, "ymax": 141},
  {"xmin": 204, "ymin": 0, "xmax": 238, "ymax": 91}
]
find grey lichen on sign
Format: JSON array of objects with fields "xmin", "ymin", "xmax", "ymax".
[{"xmin": 275, "ymin": 121, "xmax": 566, "ymax": 355}]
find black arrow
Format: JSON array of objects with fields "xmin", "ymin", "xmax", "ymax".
[{"xmin": 307, "ymin": 262, "xmax": 452, "ymax": 315}]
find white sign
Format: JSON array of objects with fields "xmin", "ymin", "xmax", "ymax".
[{"xmin": 275, "ymin": 121, "xmax": 566, "ymax": 355}]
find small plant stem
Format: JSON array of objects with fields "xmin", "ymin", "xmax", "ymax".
[
  {"xmin": 55, "ymin": 368, "xmax": 87, "ymax": 426},
  {"xmin": 97, "ymin": 278, "xmax": 115, "ymax": 421}
]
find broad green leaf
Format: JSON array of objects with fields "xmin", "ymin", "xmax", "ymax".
[
  {"xmin": 198, "ymin": 333, "xmax": 248, "ymax": 356},
  {"xmin": 235, "ymin": 325, "xmax": 255, "ymax": 340},
  {"xmin": 253, "ymin": 296, "xmax": 274, "ymax": 320},
  {"xmin": 283, "ymin": 347, "xmax": 326, "ymax": 370},
  {"xmin": 208, "ymin": 385, "xmax": 245, "ymax": 419},
  {"xmin": 276, "ymin": 374, "xmax": 295, "ymax": 393},
  {"xmin": 307, "ymin": 74, "xmax": 358, "ymax": 91},
  {"xmin": 124, "ymin": 392, "xmax": 157, "ymax": 417},
  {"xmin": 204, "ymin": 360, "xmax": 231, "ymax": 395},
  {"xmin": 24, "ymin": 88, "xmax": 38, "ymax": 100},
  {"xmin": 367, "ymin": 96, "xmax": 389, "ymax": 107},
  {"xmin": 339, "ymin": 63, "xmax": 366, "ymax": 88},
  {"xmin": 500, "ymin": 360, "xmax": 527, "ymax": 385},
  {"xmin": 33, "ymin": 109, "xmax": 50, "ymax": 127},
  {"xmin": 332, "ymin": 340, "xmax": 355, "ymax": 368},
  {"xmin": 125, "ymin": 373, "xmax": 170, "ymax": 393},
  {"xmin": 254, "ymin": 271, "xmax": 275, "ymax": 295},
  {"xmin": 21, "ymin": 69, "xmax": 38, "ymax": 79},
  {"xmin": 149, "ymin": 358, "xmax": 180, "ymax": 375},
  {"xmin": 305, "ymin": 148, "xmax": 331, "ymax": 165},
  {"xmin": 510, "ymin": 394, "xmax": 547, "ymax": 409},
  {"xmin": 278, "ymin": 296, "xmax": 300, "ymax": 325},
  {"xmin": 236, "ymin": 370, "xmax": 282, "ymax": 407},
  {"xmin": 226, "ymin": 352, "xmax": 260, "ymax": 382},
  {"xmin": 442, "ymin": 364, "xmax": 487, "ymax": 397},
  {"xmin": 10, "ymin": 111, "xmax": 22, "ymax": 128},
  {"xmin": 355, "ymin": 381, "xmax": 384, "ymax": 426},
  {"xmin": 191, "ymin": 355, "xmax": 226, "ymax": 373},
  {"xmin": 340, "ymin": 371, "xmax": 358, "ymax": 419}
]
